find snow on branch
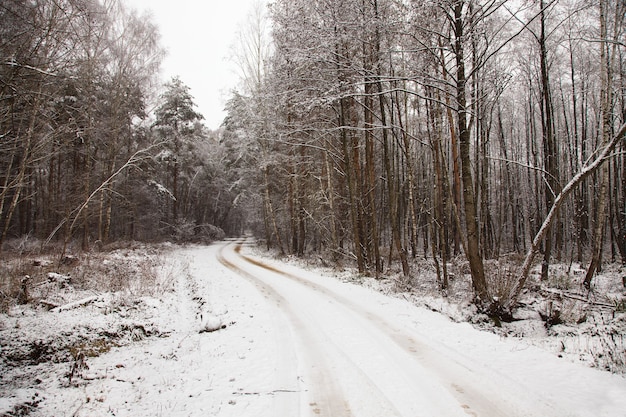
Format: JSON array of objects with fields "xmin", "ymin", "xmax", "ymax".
[
  {"xmin": 148, "ymin": 180, "xmax": 176, "ymax": 200},
  {"xmin": 51, "ymin": 295, "xmax": 102, "ymax": 313},
  {"xmin": 3, "ymin": 61, "xmax": 58, "ymax": 77}
]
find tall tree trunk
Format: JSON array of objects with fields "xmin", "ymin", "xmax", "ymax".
[
  {"xmin": 373, "ymin": 0, "xmax": 408, "ymax": 276},
  {"xmin": 453, "ymin": 0, "xmax": 490, "ymax": 304},
  {"xmin": 497, "ymin": 105, "xmax": 519, "ymax": 252},
  {"xmin": 585, "ymin": 0, "xmax": 613, "ymax": 287},
  {"xmin": 362, "ymin": 1, "xmax": 382, "ymax": 274},
  {"xmin": 0, "ymin": 99, "xmax": 38, "ymax": 250},
  {"xmin": 567, "ymin": 35, "xmax": 586, "ymax": 264},
  {"xmin": 380, "ymin": 97, "xmax": 409, "ymax": 276},
  {"xmin": 428, "ymin": 89, "xmax": 450, "ymax": 291},
  {"xmin": 617, "ymin": 139, "xmax": 626, "ymax": 265},
  {"xmin": 479, "ymin": 115, "xmax": 495, "ymax": 258},
  {"xmin": 289, "ymin": 148, "xmax": 298, "ymax": 253},
  {"xmin": 506, "ymin": 122, "xmax": 626, "ymax": 310},
  {"xmin": 440, "ymin": 42, "xmax": 462, "ymax": 255},
  {"xmin": 579, "ymin": 77, "xmax": 591, "ymax": 262},
  {"xmin": 323, "ymin": 142, "xmax": 340, "ymax": 261},
  {"xmin": 539, "ymin": 0, "xmax": 559, "ymax": 281},
  {"xmin": 620, "ymin": 58, "xmax": 626, "ymax": 264},
  {"xmin": 297, "ymin": 144, "xmax": 307, "ymax": 256},
  {"xmin": 263, "ymin": 166, "xmax": 284, "ymax": 255},
  {"xmin": 0, "ymin": 153, "xmax": 16, "ymax": 250},
  {"xmin": 365, "ymin": 134, "xmax": 382, "ymax": 275},
  {"xmin": 341, "ymin": 98, "xmax": 366, "ymax": 273},
  {"xmin": 393, "ymin": 85, "xmax": 419, "ymax": 261}
]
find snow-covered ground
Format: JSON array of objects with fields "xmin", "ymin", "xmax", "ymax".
[{"xmin": 1, "ymin": 239, "xmax": 625, "ymax": 416}]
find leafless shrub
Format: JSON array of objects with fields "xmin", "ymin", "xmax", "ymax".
[
  {"xmin": 484, "ymin": 261, "xmax": 518, "ymax": 302},
  {"xmin": 0, "ymin": 257, "xmax": 44, "ymax": 313},
  {"xmin": 596, "ymin": 329, "xmax": 626, "ymax": 372},
  {"xmin": 499, "ymin": 252, "xmax": 526, "ymax": 264},
  {"xmin": 153, "ymin": 260, "xmax": 177, "ymax": 295},
  {"xmin": 66, "ymin": 351, "xmax": 89, "ymax": 386},
  {"xmin": 552, "ymin": 314, "xmax": 626, "ymax": 373},
  {"xmin": 0, "ymin": 278, "xmax": 20, "ymax": 314},
  {"xmin": 55, "ymin": 247, "xmax": 165, "ymax": 296},
  {"xmin": 608, "ymin": 296, "xmax": 626, "ymax": 313},
  {"xmin": 195, "ymin": 223, "xmax": 226, "ymax": 241},
  {"xmin": 550, "ymin": 273, "xmax": 574, "ymax": 290},
  {"xmin": 455, "ymin": 258, "xmax": 471, "ymax": 276},
  {"xmin": 539, "ymin": 300, "xmax": 563, "ymax": 327},
  {"xmin": 173, "ymin": 218, "xmax": 196, "ymax": 242},
  {"xmin": 101, "ymin": 240, "xmax": 140, "ymax": 251}
]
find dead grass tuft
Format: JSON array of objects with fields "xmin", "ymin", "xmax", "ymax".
[{"xmin": 0, "ymin": 243, "xmax": 168, "ymax": 313}]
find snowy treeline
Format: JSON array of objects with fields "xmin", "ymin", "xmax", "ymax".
[
  {"xmin": 222, "ymin": 0, "xmax": 626, "ymax": 313},
  {"xmin": 0, "ymin": 0, "xmax": 244, "ymax": 249},
  {"xmin": 2, "ymin": 0, "xmax": 626, "ymax": 315}
]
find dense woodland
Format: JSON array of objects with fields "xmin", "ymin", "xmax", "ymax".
[
  {"xmin": 2, "ymin": 0, "xmax": 626, "ymax": 314},
  {"xmin": 0, "ymin": 0, "xmax": 246, "ymax": 251},
  {"xmin": 224, "ymin": 0, "xmax": 626, "ymax": 314}
]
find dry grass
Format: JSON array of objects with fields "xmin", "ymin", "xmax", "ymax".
[
  {"xmin": 0, "ymin": 242, "xmax": 168, "ymax": 313},
  {"xmin": 484, "ymin": 260, "xmax": 518, "ymax": 302},
  {"xmin": 0, "ymin": 256, "xmax": 43, "ymax": 313}
]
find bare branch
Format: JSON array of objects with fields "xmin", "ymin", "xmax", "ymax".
[{"xmin": 504, "ymin": 122, "xmax": 626, "ymax": 310}]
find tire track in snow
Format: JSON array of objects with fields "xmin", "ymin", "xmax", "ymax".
[
  {"xmin": 220, "ymin": 241, "xmax": 473, "ymax": 416},
  {"xmin": 230, "ymin": 240, "xmax": 565, "ymax": 417},
  {"xmin": 217, "ymin": 242, "xmax": 354, "ymax": 417}
]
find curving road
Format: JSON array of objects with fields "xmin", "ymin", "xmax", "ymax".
[
  {"xmin": 216, "ymin": 238, "xmax": 573, "ymax": 417},
  {"xmin": 29, "ymin": 239, "xmax": 626, "ymax": 417}
]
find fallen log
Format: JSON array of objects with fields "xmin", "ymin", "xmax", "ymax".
[
  {"xmin": 539, "ymin": 287, "xmax": 615, "ymax": 309},
  {"xmin": 51, "ymin": 295, "xmax": 101, "ymax": 313},
  {"xmin": 39, "ymin": 300, "xmax": 60, "ymax": 310}
]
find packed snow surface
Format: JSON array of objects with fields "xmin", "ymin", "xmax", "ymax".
[{"xmin": 1, "ymin": 238, "xmax": 625, "ymax": 416}]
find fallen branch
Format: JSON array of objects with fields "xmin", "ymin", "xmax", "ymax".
[
  {"xmin": 504, "ymin": 122, "xmax": 626, "ymax": 311},
  {"xmin": 51, "ymin": 295, "xmax": 101, "ymax": 313},
  {"xmin": 39, "ymin": 300, "xmax": 60, "ymax": 310},
  {"xmin": 539, "ymin": 287, "xmax": 615, "ymax": 309}
]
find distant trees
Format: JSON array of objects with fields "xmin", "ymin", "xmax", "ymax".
[
  {"xmin": 0, "ymin": 0, "xmax": 238, "ymax": 250},
  {"xmin": 228, "ymin": 0, "xmax": 285, "ymax": 252},
  {"xmin": 224, "ymin": 0, "xmax": 626, "ymax": 313},
  {"xmin": 153, "ymin": 77, "xmax": 205, "ymax": 229}
]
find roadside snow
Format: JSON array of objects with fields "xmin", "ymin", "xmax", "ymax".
[
  {"xmin": 233, "ymin": 243, "xmax": 626, "ymax": 417},
  {"xmin": 1, "ymin": 243, "xmax": 295, "ymax": 416},
  {"xmin": 255, "ymin": 246, "xmax": 626, "ymax": 374},
  {"xmin": 1, "ymin": 240, "xmax": 625, "ymax": 416}
]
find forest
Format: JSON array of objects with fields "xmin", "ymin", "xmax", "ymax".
[
  {"xmin": 0, "ymin": 0, "xmax": 247, "ymax": 251},
  {"xmin": 2, "ymin": 0, "xmax": 626, "ymax": 316}
]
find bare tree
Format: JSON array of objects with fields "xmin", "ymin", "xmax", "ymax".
[{"xmin": 584, "ymin": 0, "xmax": 625, "ymax": 287}]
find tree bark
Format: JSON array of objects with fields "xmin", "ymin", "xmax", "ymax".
[
  {"xmin": 323, "ymin": 142, "xmax": 340, "ymax": 261},
  {"xmin": 584, "ymin": 0, "xmax": 615, "ymax": 287},
  {"xmin": 0, "ymin": 91, "xmax": 40, "ymax": 250},
  {"xmin": 428, "ymin": 89, "xmax": 450, "ymax": 290},
  {"xmin": 453, "ymin": 0, "xmax": 490, "ymax": 304},
  {"xmin": 263, "ymin": 166, "xmax": 284, "ymax": 255},
  {"xmin": 373, "ymin": 0, "xmax": 408, "ymax": 276},
  {"xmin": 539, "ymin": 0, "xmax": 559, "ymax": 281}
]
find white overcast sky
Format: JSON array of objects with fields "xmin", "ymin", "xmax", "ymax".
[{"xmin": 123, "ymin": 0, "xmax": 261, "ymax": 129}]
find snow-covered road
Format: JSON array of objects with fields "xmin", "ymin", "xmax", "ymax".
[
  {"xmin": 216, "ymin": 239, "xmax": 626, "ymax": 417},
  {"xmin": 22, "ymin": 239, "xmax": 626, "ymax": 416}
]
